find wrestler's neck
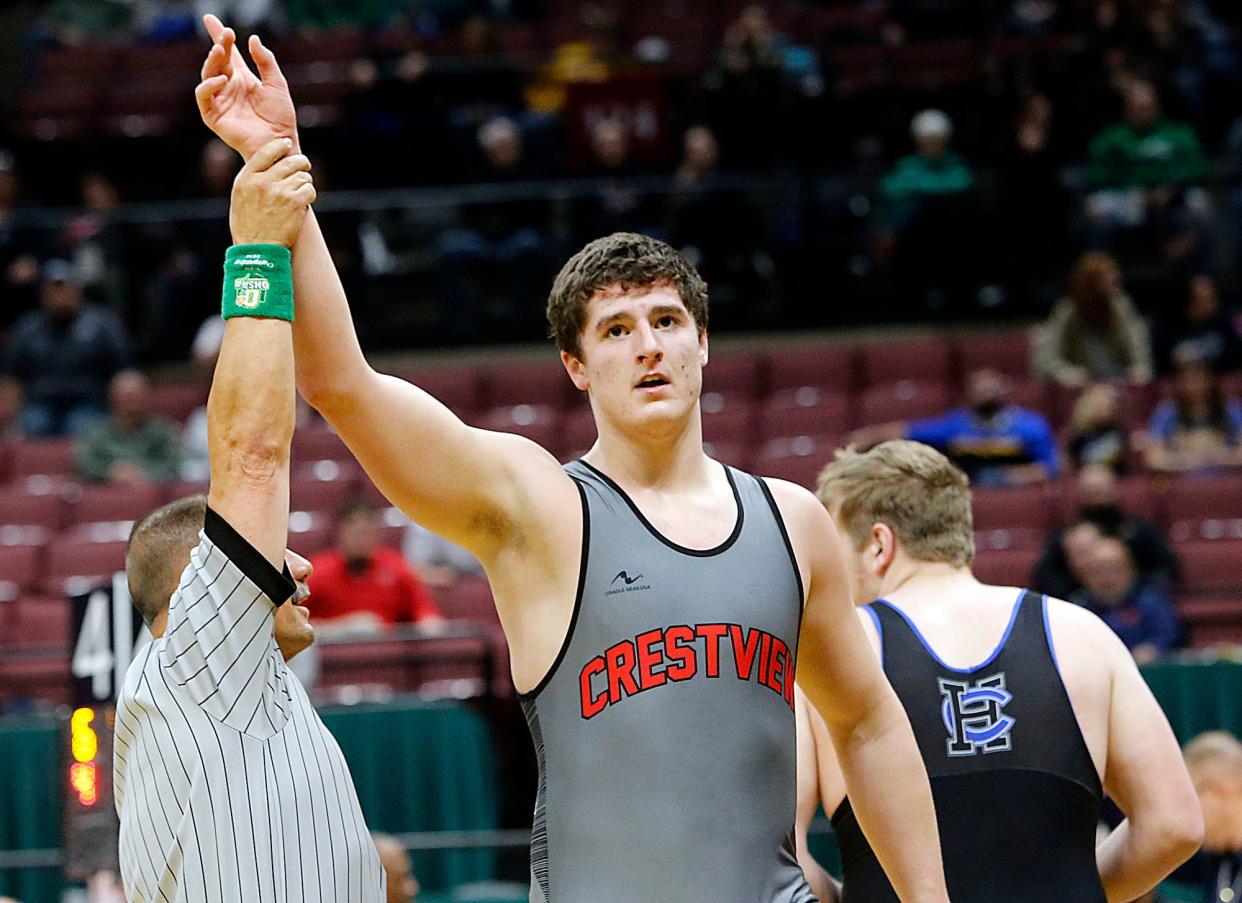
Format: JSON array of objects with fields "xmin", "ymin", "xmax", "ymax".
[{"xmin": 585, "ymin": 407, "xmax": 717, "ymax": 493}]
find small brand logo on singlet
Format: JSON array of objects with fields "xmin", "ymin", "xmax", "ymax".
[
  {"xmin": 939, "ymin": 672, "xmax": 1016, "ymax": 757},
  {"xmin": 605, "ymin": 571, "xmax": 651, "ymax": 595}
]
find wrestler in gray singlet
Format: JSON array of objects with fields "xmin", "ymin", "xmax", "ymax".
[{"xmin": 519, "ymin": 459, "xmax": 816, "ymax": 903}]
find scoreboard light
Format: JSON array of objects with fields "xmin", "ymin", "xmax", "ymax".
[
  {"xmin": 70, "ymin": 762, "xmax": 100, "ymax": 807},
  {"xmin": 71, "ymin": 707, "xmax": 99, "ymax": 763},
  {"xmin": 69, "ymin": 707, "xmax": 102, "ymax": 807}
]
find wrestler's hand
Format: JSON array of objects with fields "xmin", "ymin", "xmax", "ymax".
[{"xmin": 196, "ymin": 14, "xmax": 298, "ymax": 160}]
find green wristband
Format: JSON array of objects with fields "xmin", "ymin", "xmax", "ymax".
[{"xmin": 222, "ymin": 244, "xmax": 294, "ymax": 321}]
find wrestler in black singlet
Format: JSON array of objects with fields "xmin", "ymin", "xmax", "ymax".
[{"xmin": 833, "ymin": 589, "xmax": 1107, "ymax": 902}]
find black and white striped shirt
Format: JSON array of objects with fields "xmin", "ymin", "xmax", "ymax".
[{"xmin": 114, "ymin": 508, "xmax": 384, "ymax": 902}]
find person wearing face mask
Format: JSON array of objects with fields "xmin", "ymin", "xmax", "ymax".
[
  {"xmin": 1033, "ymin": 465, "xmax": 1178, "ymax": 601},
  {"xmin": 113, "ymin": 139, "xmax": 384, "ymax": 901},
  {"xmin": 851, "ymin": 367, "xmax": 1060, "ymax": 487}
]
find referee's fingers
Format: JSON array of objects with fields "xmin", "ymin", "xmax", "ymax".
[
  {"xmin": 243, "ymin": 138, "xmax": 293, "ymax": 175},
  {"xmin": 267, "ymin": 154, "xmax": 311, "ymax": 181},
  {"xmin": 194, "ymin": 74, "xmax": 227, "ymax": 118}
]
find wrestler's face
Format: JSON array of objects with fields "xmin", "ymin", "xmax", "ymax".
[
  {"xmin": 275, "ymin": 549, "xmax": 314, "ymax": 660},
  {"xmin": 564, "ymin": 283, "xmax": 708, "ymax": 444}
]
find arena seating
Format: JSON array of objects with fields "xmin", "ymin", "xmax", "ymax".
[{"xmin": 2, "ymin": 329, "xmax": 1240, "ymax": 710}]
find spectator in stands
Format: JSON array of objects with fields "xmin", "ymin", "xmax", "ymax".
[
  {"xmin": 1155, "ymin": 275, "xmax": 1242, "ymax": 375},
  {"xmin": 1176, "ymin": 732, "xmax": 1242, "ymax": 903},
  {"xmin": 3, "ymin": 259, "xmax": 131, "ymax": 437},
  {"xmin": 876, "ymin": 110, "xmax": 977, "ymax": 313},
  {"xmin": 1034, "ymin": 518, "xmax": 1106, "ymax": 602},
  {"xmin": 851, "ymin": 368, "xmax": 1059, "ymax": 487},
  {"xmin": 1072, "ymin": 536, "xmax": 1181, "ymax": 663},
  {"xmin": 373, "ymin": 833, "xmax": 420, "ymax": 903},
  {"xmin": 1033, "ymin": 464, "xmax": 1178, "ymax": 600},
  {"xmin": 75, "ymin": 369, "xmax": 180, "ymax": 486},
  {"xmin": 437, "ymin": 116, "xmax": 550, "ymax": 335},
  {"xmin": 572, "ymin": 117, "xmax": 663, "ymax": 244},
  {"xmin": 1066, "ymin": 383, "xmax": 1132, "ymax": 474},
  {"xmin": 0, "ymin": 150, "xmax": 42, "ymax": 329},
  {"xmin": 669, "ymin": 125, "xmax": 773, "ymax": 325},
  {"xmin": 994, "ymin": 93, "xmax": 1068, "ymax": 311},
  {"xmin": 703, "ymin": 4, "xmax": 790, "ymax": 169},
  {"xmin": 308, "ymin": 500, "xmax": 443, "ymax": 634},
  {"xmin": 1145, "ymin": 357, "xmax": 1242, "ymax": 473},
  {"xmin": 1034, "ymin": 251, "xmax": 1153, "ymax": 387},
  {"xmin": 60, "ymin": 171, "xmax": 126, "ymax": 310},
  {"xmin": 402, "ymin": 520, "xmax": 485, "ymax": 587},
  {"xmin": 1086, "ymin": 80, "xmax": 1211, "ymax": 268}
]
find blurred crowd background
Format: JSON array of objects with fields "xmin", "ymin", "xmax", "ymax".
[{"xmin": 1, "ymin": 2, "xmax": 1242, "ymax": 901}]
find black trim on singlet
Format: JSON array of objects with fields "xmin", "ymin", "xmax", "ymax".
[
  {"xmin": 516, "ymin": 477, "xmax": 591, "ymax": 701},
  {"xmin": 203, "ymin": 506, "xmax": 296, "ymax": 606},
  {"xmin": 756, "ymin": 476, "xmax": 806, "ymax": 608},
  {"xmin": 575, "ymin": 458, "xmax": 745, "ymax": 558}
]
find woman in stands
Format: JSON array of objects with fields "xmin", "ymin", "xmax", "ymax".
[
  {"xmin": 1145, "ymin": 356, "xmax": 1242, "ymax": 473},
  {"xmin": 1066, "ymin": 382, "xmax": 1132, "ymax": 475}
]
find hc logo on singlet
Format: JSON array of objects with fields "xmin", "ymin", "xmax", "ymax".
[{"xmin": 938, "ymin": 672, "xmax": 1016, "ymax": 757}]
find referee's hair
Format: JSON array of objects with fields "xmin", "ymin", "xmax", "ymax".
[{"xmin": 126, "ymin": 494, "xmax": 208, "ymax": 626}]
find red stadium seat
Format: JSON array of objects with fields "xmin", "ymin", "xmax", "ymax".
[
  {"xmin": 972, "ymin": 487, "xmax": 1053, "ymax": 534},
  {"xmin": 70, "ymin": 483, "xmax": 164, "ymax": 526},
  {"xmin": 0, "ymin": 656, "xmax": 72, "ymax": 707},
  {"xmin": 291, "ymin": 427, "xmax": 353, "ymax": 463},
  {"xmin": 760, "ymin": 388, "xmax": 855, "ymax": 437},
  {"xmin": 860, "ymin": 339, "xmax": 953, "ymax": 387},
  {"xmin": 1050, "ymin": 475, "xmax": 1156, "ymax": 524},
  {"xmin": 701, "ymin": 402, "xmax": 755, "ymax": 446},
  {"xmin": 0, "ymin": 544, "xmax": 46, "ymax": 591},
  {"xmin": 1159, "ymin": 476, "xmax": 1242, "ymax": 527},
  {"xmin": 1177, "ymin": 540, "xmax": 1242, "ymax": 594},
  {"xmin": 971, "ymin": 547, "xmax": 1041, "ymax": 587},
  {"xmin": 474, "ymin": 405, "xmax": 560, "ymax": 449},
  {"xmin": 44, "ymin": 525, "xmax": 128, "ymax": 593},
  {"xmin": 435, "ymin": 576, "xmax": 498, "ymax": 624},
  {"xmin": 148, "ymin": 382, "xmax": 207, "ymax": 424},
  {"xmin": 557, "ymin": 406, "xmax": 598, "ymax": 461},
  {"xmin": 391, "ymin": 366, "xmax": 483, "ymax": 415},
  {"xmin": 702, "ymin": 354, "xmax": 763, "ymax": 400},
  {"xmin": 10, "ymin": 596, "xmax": 72, "ymax": 650},
  {"xmin": 11, "ymin": 439, "xmax": 75, "ymax": 479},
  {"xmin": 765, "ymin": 345, "xmax": 857, "ymax": 394},
  {"xmin": 482, "ymin": 360, "xmax": 575, "ymax": 408},
  {"xmin": 752, "ymin": 434, "xmax": 846, "ymax": 489},
  {"xmin": 858, "ymin": 381, "xmax": 952, "ymax": 425},
  {"xmin": 955, "ymin": 331, "xmax": 1033, "ymax": 379},
  {"xmin": 287, "ymin": 511, "xmax": 335, "ymax": 557},
  {"xmin": 973, "ymin": 527, "xmax": 1045, "ymax": 552},
  {"xmin": 0, "ymin": 485, "xmax": 66, "ymax": 530},
  {"xmin": 290, "ymin": 460, "xmax": 362, "ymax": 514},
  {"xmin": 703, "ymin": 440, "xmax": 751, "ymax": 470},
  {"xmin": 1179, "ymin": 595, "xmax": 1242, "ymax": 648}
]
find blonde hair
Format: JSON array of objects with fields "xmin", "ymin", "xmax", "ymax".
[
  {"xmin": 1185, "ymin": 731, "xmax": 1242, "ymax": 787},
  {"xmin": 816, "ymin": 440, "xmax": 975, "ymax": 567},
  {"xmin": 1069, "ymin": 383, "xmax": 1119, "ymax": 435}
]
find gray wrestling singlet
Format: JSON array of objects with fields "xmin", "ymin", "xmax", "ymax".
[{"xmin": 518, "ymin": 459, "xmax": 817, "ymax": 903}]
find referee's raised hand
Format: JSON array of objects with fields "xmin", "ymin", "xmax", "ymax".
[{"xmin": 229, "ymin": 137, "xmax": 315, "ymax": 249}]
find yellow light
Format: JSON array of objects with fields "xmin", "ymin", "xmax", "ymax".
[
  {"xmin": 70, "ymin": 707, "xmax": 98, "ymax": 763},
  {"xmin": 69, "ymin": 762, "xmax": 99, "ymax": 807}
]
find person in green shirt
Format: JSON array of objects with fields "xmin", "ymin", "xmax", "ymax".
[
  {"xmin": 1086, "ymin": 80, "xmax": 1212, "ymax": 268},
  {"xmin": 74, "ymin": 369, "xmax": 180, "ymax": 485},
  {"xmin": 876, "ymin": 109, "xmax": 977, "ymax": 313}
]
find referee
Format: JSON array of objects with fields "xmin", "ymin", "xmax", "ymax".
[{"xmin": 113, "ymin": 139, "xmax": 384, "ymax": 901}]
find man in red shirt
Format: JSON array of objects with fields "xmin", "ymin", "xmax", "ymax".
[{"xmin": 309, "ymin": 500, "xmax": 443, "ymax": 632}]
